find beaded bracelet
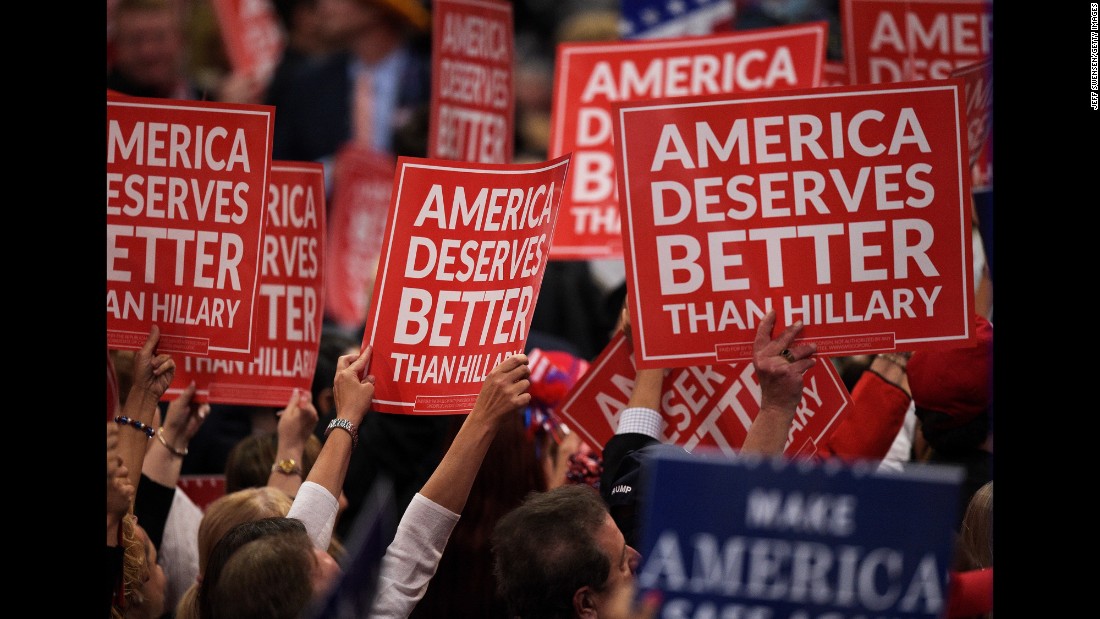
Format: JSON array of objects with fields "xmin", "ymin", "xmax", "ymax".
[
  {"xmin": 156, "ymin": 427, "xmax": 189, "ymax": 457},
  {"xmin": 114, "ymin": 415, "xmax": 155, "ymax": 439}
]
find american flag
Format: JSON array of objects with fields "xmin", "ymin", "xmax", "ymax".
[{"xmin": 619, "ymin": 0, "xmax": 736, "ymax": 39}]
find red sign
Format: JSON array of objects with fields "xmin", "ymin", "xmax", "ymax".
[
  {"xmin": 970, "ymin": 134, "xmax": 992, "ymax": 193},
  {"xmin": 166, "ymin": 162, "xmax": 326, "ymax": 405},
  {"xmin": 362, "ymin": 155, "xmax": 571, "ymax": 414},
  {"xmin": 951, "ymin": 58, "xmax": 991, "ymax": 168},
  {"xmin": 548, "ymin": 23, "xmax": 827, "ymax": 260},
  {"xmin": 428, "ymin": 0, "xmax": 514, "ymax": 164},
  {"xmin": 824, "ymin": 60, "xmax": 850, "ymax": 87},
  {"xmin": 177, "ymin": 475, "xmax": 227, "ymax": 510},
  {"xmin": 557, "ymin": 332, "xmax": 852, "ymax": 458},
  {"xmin": 613, "ymin": 81, "xmax": 976, "ymax": 367},
  {"xmin": 951, "ymin": 57, "xmax": 992, "ymax": 195},
  {"xmin": 841, "ymin": 0, "xmax": 992, "ymax": 84},
  {"xmin": 107, "ymin": 94, "xmax": 274, "ymax": 357},
  {"xmin": 211, "ymin": 0, "xmax": 285, "ymax": 82},
  {"xmin": 325, "ymin": 145, "xmax": 396, "ymax": 329}
]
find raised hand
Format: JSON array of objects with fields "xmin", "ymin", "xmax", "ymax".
[
  {"xmin": 332, "ymin": 345, "xmax": 375, "ymax": 428},
  {"xmin": 752, "ymin": 310, "xmax": 817, "ymax": 415},
  {"xmin": 268, "ymin": 388, "xmax": 320, "ymax": 496},
  {"xmin": 130, "ymin": 325, "xmax": 176, "ymax": 404},
  {"xmin": 742, "ymin": 310, "xmax": 817, "ymax": 455},
  {"xmin": 276, "ymin": 387, "xmax": 320, "ymax": 452},
  {"xmin": 469, "ymin": 353, "xmax": 532, "ymax": 424},
  {"xmin": 161, "ymin": 380, "xmax": 210, "ymax": 455}
]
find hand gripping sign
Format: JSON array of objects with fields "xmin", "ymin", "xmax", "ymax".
[
  {"xmin": 107, "ymin": 93, "xmax": 274, "ymax": 357},
  {"xmin": 429, "ymin": 0, "xmax": 514, "ymax": 164},
  {"xmin": 167, "ymin": 162, "xmax": 326, "ymax": 405},
  {"xmin": 361, "ymin": 155, "xmax": 571, "ymax": 414},
  {"xmin": 613, "ymin": 80, "xmax": 976, "ymax": 368},
  {"xmin": 557, "ymin": 332, "xmax": 852, "ymax": 458},
  {"xmin": 547, "ymin": 22, "xmax": 827, "ymax": 260}
]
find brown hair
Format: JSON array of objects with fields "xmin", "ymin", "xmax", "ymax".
[
  {"xmin": 411, "ymin": 412, "xmax": 547, "ymax": 619},
  {"xmin": 224, "ymin": 433, "xmax": 323, "ymax": 493},
  {"xmin": 491, "ymin": 485, "xmax": 612, "ymax": 619},
  {"xmin": 174, "ymin": 488, "xmax": 293, "ymax": 619},
  {"xmin": 207, "ymin": 530, "xmax": 316, "ymax": 619}
]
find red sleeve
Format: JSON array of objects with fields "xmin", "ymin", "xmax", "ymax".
[
  {"xmin": 946, "ymin": 568, "xmax": 993, "ymax": 617},
  {"xmin": 817, "ymin": 370, "xmax": 911, "ymax": 462}
]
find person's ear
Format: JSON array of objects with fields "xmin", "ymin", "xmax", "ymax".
[{"xmin": 573, "ymin": 585, "xmax": 598, "ymax": 617}]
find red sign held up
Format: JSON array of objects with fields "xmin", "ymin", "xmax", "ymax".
[
  {"xmin": 841, "ymin": 0, "xmax": 992, "ymax": 84},
  {"xmin": 612, "ymin": 81, "xmax": 976, "ymax": 367},
  {"xmin": 429, "ymin": 0, "xmax": 514, "ymax": 164},
  {"xmin": 211, "ymin": 0, "xmax": 285, "ymax": 83},
  {"xmin": 325, "ymin": 145, "xmax": 396, "ymax": 330},
  {"xmin": 548, "ymin": 23, "xmax": 828, "ymax": 260},
  {"xmin": 557, "ymin": 332, "xmax": 852, "ymax": 458},
  {"xmin": 952, "ymin": 58, "xmax": 993, "ymax": 191},
  {"xmin": 106, "ymin": 94, "xmax": 275, "ymax": 357},
  {"xmin": 362, "ymin": 155, "xmax": 570, "ymax": 414},
  {"xmin": 167, "ymin": 162, "xmax": 326, "ymax": 405}
]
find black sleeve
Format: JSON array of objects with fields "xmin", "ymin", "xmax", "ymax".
[
  {"xmin": 134, "ymin": 474, "xmax": 176, "ymax": 550},
  {"xmin": 598, "ymin": 432, "xmax": 659, "ymax": 504}
]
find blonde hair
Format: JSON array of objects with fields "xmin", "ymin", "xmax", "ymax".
[
  {"xmin": 958, "ymin": 480, "xmax": 993, "ymax": 570},
  {"xmin": 111, "ymin": 513, "xmax": 152, "ymax": 619},
  {"xmin": 175, "ymin": 487, "xmax": 293, "ymax": 619}
]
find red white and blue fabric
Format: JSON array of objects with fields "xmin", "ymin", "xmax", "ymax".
[{"xmin": 619, "ymin": 0, "xmax": 736, "ymax": 40}]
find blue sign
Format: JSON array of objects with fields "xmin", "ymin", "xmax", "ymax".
[{"xmin": 636, "ymin": 450, "xmax": 964, "ymax": 618}]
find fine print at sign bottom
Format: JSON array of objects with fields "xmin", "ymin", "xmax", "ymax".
[
  {"xmin": 715, "ymin": 333, "xmax": 896, "ymax": 362},
  {"xmin": 109, "ymin": 329, "xmax": 212, "ymax": 356},
  {"xmin": 414, "ymin": 393, "xmax": 479, "ymax": 413}
]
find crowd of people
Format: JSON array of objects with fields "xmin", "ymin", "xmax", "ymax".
[
  {"xmin": 106, "ymin": 1, "xmax": 994, "ymax": 618},
  {"xmin": 106, "ymin": 306, "xmax": 994, "ymax": 618}
]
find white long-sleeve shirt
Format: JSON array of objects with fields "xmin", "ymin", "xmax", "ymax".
[
  {"xmin": 288, "ymin": 480, "xmax": 340, "ymax": 551},
  {"xmin": 368, "ymin": 493, "xmax": 460, "ymax": 618}
]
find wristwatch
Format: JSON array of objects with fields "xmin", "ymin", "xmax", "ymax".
[
  {"xmin": 325, "ymin": 417, "xmax": 359, "ymax": 450},
  {"xmin": 271, "ymin": 458, "xmax": 302, "ymax": 476}
]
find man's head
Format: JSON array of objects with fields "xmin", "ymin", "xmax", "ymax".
[
  {"xmin": 110, "ymin": 0, "xmax": 186, "ymax": 97},
  {"xmin": 492, "ymin": 485, "xmax": 640, "ymax": 618},
  {"xmin": 200, "ymin": 517, "xmax": 341, "ymax": 619}
]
